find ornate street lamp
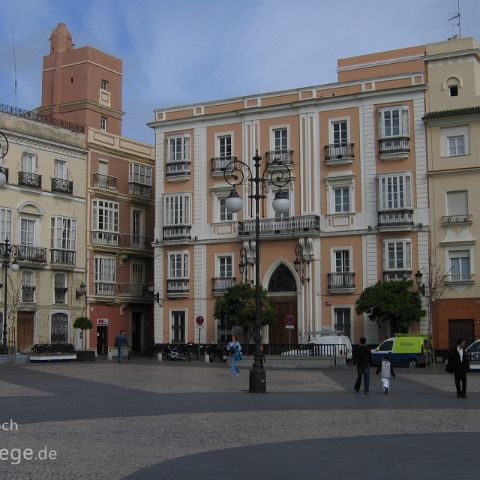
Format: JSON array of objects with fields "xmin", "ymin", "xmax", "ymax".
[
  {"xmin": 415, "ymin": 270, "xmax": 426, "ymax": 296},
  {"xmin": 224, "ymin": 150, "xmax": 292, "ymax": 393},
  {"xmin": 293, "ymin": 243, "xmax": 313, "ymax": 284},
  {"xmin": 1, "ymin": 239, "xmax": 19, "ymax": 354}
]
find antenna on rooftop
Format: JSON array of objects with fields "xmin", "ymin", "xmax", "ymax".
[
  {"xmin": 10, "ymin": 22, "xmax": 18, "ymax": 108},
  {"xmin": 448, "ymin": 0, "xmax": 462, "ymax": 39}
]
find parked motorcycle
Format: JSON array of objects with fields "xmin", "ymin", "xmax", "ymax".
[{"xmin": 163, "ymin": 345, "xmax": 192, "ymax": 361}]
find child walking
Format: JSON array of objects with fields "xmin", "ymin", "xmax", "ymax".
[{"xmin": 376, "ymin": 355, "xmax": 396, "ymax": 394}]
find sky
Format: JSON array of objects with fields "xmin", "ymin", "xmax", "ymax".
[{"xmin": 0, "ymin": 0, "xmax": 479, "ymax": 144}]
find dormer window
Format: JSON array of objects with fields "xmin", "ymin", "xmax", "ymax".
[{"xmin": 449, "ymin": 85, "xmax": 458, "ymax": 97}]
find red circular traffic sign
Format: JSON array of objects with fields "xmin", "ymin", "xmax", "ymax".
[{"xmin": 196, "ymin": 315, "xmax": 204, "ymax": 326}]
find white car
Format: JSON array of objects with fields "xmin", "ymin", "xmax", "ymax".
[{"xmin": 466, "ymin": 339, "xmax": 480, "ymax": 370}]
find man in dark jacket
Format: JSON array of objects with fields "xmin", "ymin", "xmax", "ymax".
[
  {"xmin": 447, "ymin": 337, "xmax": 470, "ymax": 398},
  {"xmin": 354, "ymin": 337, "xmax": 372, "ymax": 395}
]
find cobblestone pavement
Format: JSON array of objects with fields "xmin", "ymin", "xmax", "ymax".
[{"xmin": 0, "ymin": 360, "xmax": 479, "ymax": 479}]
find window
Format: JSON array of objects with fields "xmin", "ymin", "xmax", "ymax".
[
  {"xmin": 51, "ymin": 313, "xmax": 68, "ymax": 343},
  {"xmin": 334, "ymin": 308, "xmax": 351, "ymax": 338},
  {"xmin": 51, "ymin": 217, "xmax": 77, "ymax": 251},
  {"xmin": 384, "ymin": 240, "xmax": 411, "ymax": 270},
  {"xmin": 447, "ymin": 191, "xmax": 468, "ymax": 217},
  {"xmin": 20, "ymin": 218, "xmax": 36, "ymax": 246},
  {"xmin": 334, "ymin": 250, "xmax": 351, "ymax": 273},
  {"xmin": 167, "ymin": 136, "xmax": 190, "ymax": 162},
  {"xmin": 448, "ymin": 250, "xmax": 471, "ymax": 281},
  {"xmin": 98, "ymin": 161, "xmax": 108, "ymax": 176},
  {"xmin": 378, "ymin": 174, "xmax": 412, "ymax": 210},
  {"xmin": 171, "ymin": 311, "xmax": 186, "ymax": 343},
  {"xmin": 22, "ymin": 271, "xmax": 35, "ymax": 303},
  {"xmin": 449, "ymin": 85, "xmax": 458, "ymax": 97},
  {"xmin": 218, "ymin": 256, "xmax": 233, "ymax": 278},
  {"xmin": 218, "ymin": 134, "xmax": 232, "ymax": 158},
  {"xmin": 94, "ymin": 256, "xmax": 116, "ymax": 295},
  {"xmin": 164, "ymin": 194, "xmax": 191, "ymax": 226},
  {"xmin": 129, "ymin": 163, "xmax": 152, "ymax": 185},
  {"xmin": 332, "ymin": 120, "xmax": 348, "ymax": 145},
  {"xmin": 378, "ymin": 107, "xmax": 409, "ymax": 138},
  {"xmin": 219, "ymin": 198, "xmax": 233, "ymax": 222},
  {"xmin": 54, "ymin": 273, "xmax": 67, "ymax": 304},
  {"xmin": 92, "ymin": 200, "xmax": 119, "ymax": 232},
  {"xmin": 54, "ymin": 160, "xmax": 68, "ymax": 180},
  {"xmin": 131, "ymin": 261, "xmax": 145, "ymax": 285},
  {"xmin": 132, "ymin": 210, "xmax": 144, "ymax": 247},
  {"xmin": 101, "ymin": 79, "xmax": 109, "ymax": 91},
  {"xmin": 448, "ymin": 135, "xmax": 465, "ymax": 156},
  {"xmin": 0, "ymin": 208, "xmax": 12, "ymax": 242},
  {"xmin": 100, "ymin": 116, "xmax": 108, "ymax": 131},
  {"xmin": 22, "ymin": 153, "xmax": 37, "ymax": 173},
  {"xmin": 334, "ymin": 187, "xmax": 350, "ymax": 213},
  {"xmin": 168, "ymin": 253, "xmax": 189, "ymax": 279},
  {"xmin": 273, "ymin": 128, "xmax": 288, "ymax": 151}
]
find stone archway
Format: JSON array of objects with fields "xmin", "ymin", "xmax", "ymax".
[{"xmin": 267, "ymin": 264, "xmax": 298, "ymax": 345}]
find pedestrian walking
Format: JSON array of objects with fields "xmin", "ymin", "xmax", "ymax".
[
  {"xmin": 446, "ymin": 337, "xmax": 470, "ymax": 398},
  {"xmin": 376, "ymin": 355, "xmax": 396, "ymax": 394},
  {"xmin": 114, "ymin": 330, "xmax": 129, "ymax": 364},
  {"xmin": 227, "ymin": 335, "xmax": 242, "ymax": 377},
  {"xmin": 353, "ymin": 337, "xmax": 371, "ymax": 394}
]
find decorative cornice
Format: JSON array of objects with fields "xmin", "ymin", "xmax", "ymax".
[{"xmin": 423, "ymin": 106, "xmax": 480, "ymax": 120}]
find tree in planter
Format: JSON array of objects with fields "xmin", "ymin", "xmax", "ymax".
[
  {"xmin": 73, "ymin": 317, "xmax": 93, "ymax": 351},
  {"xmin": 355, "ymin": 279, "xmax": 425, "ymax": 339},
  {"xmin": 214, "ymin": 282, "xmax": 276, "ymax": 344}
]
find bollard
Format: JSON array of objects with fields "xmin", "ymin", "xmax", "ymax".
[
  {"xmin": 107, "ymin": 350, "xmax": 112, "ymax": 361},
  {"xmin": 157, "ymin": 353, "xmax": 163, "ymax": 362},
  {"xmin": 204, "ymin": 353, "xmax": 210, "ymax": 363}
]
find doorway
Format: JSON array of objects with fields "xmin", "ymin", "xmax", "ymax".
[
  {"xmin": 17, "ymin": 311, "xmax": 34, "ymax": 352},
  {"xmin": 448, "ymin": 319, "xmax": 475, "ymax": 349},
  {"xmin": 97, "ymin": 326, "xmax": 108, "ymax": 355},
  {"xmin": 132, "ymin": 312, "xmax": 143, "ymax": 354}
]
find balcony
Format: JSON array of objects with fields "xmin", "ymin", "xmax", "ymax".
[
  {"xmin": 94, "ymin": 282, "xmax": 116, "ymax": 296},
  {"xmin": 211, "ymin": 156, "xmax": 237, "ymax": 176},
  {"xmin": 51, "ymin": 177, "xmax": 73, "ymax": 194},
  {"xmin": 19, "ymin": 171, "xmax": 42, "ymax": 189},
  {"xmin": 379, "ymin": 136, "xmax": 410, "ymax": 159},
  {"xmin": 21, "ymin": 286, "xmax": 35, "ymax": 303},
  {"xmin": 91, "ymin": 231, "xmax": 119, "ymax": 247},
  {"xmin": 93, "ymin": 173, "xmax": 117, "ymax": 191},
  {"xmin": 441, "ymin": 214, "xmax": 473, "ymax": 225},
  {"xmin": 377, "ymin": 209, "xmax": 413, "ymax": 228},
  {"xmin": 0, "ymin": 166, "xmax": 8, "ymax": 183},
  {"xmin": 50, "ymin": 249, "xmax": 76, "ymax": 265},
  {"xmin": 265, "ymin": 150, "xmax": 293, "ymax": 169},
  {"xmin": 445, "ymin": 273, "xmax": 474, "ymax": 284},
  {"xmin": 118, "ymin": 234, "xmax": 153, "ymax": 250},
  {"xmin": 167, "ymin": 279, "xmax": 189, "ymax": 296},
  {"xmin": 166, "ymin": 161, "xmax": 190, "ymax": 178},
  {"xmin": 325, "ymin": 143, "xmax": 354, "ymax": 165},
  {"xmin": 129, "ymin": 182, "xmax": 152, "ymax": 199},
  {"xmin": 54, "ymin": 287, "xmax": 68, "ymax": 304},
  {"xmin": 163, "ymin": 226, "xmax": 192, "ymax": 241},
  {"xmin": 16, "ymin": 245, "xmax": 47, "ymax": 264},
  {"xmin": 328, "ymin": 272, "xmax": 355, "ymax": 293},
  {"xmin": 383, "ymin": 270, "xmax": 412, "ymax": 282},
  {"xmin": 117, "ymin": 284, "xmax": 153, "ymax": 299},
  {"xmin": 238, "ymin": 215, "xmax": 320, "ymax": 238},
  {"xmin": 212, "ymin": 277, "xmax": 236, "ymax": 295}
]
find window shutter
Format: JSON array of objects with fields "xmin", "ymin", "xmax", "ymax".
[{"xmin": 447, "ymin": 191, "xmax": 467, "ymax": 216}]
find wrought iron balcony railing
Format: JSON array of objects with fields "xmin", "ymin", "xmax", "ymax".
[
  {"xmin": 441, "ymin": 214, "xmax": 473, "ymax": 225},
  {"xmin": 54, "ymin": 287, "xmax": 68, "ymax": 304},
  {"xmin": 19, "ymin": 171, "xmax": 42, "ymax": 189},
  {"xmin": 94, "ymin": 282, "xmax": 116, "ymax": 296},
  {"xmin": 21, "ymin": 286, "xmax": 35, "ymax": 303},
  {"xmin": 211, "ymin": 156, "xmax": 237, "ymax": 175},
  {"xmin": 163, "ymin": 226, "xmax": 192, "ymax": 240},
  {"xmin": 265, "ymin": 150, "xmax": 293, "ymax": 168},
  {"xmin": 17, "ymin": 245, "xmax": 47, "ymax": 263},
  {"xmin": 93, "ymin": 173, "xmax": 117, "ymax": 191},
  {"xmin": 328, "ymin": 272, "xmax": 355, "ymax": 291},
  {"xmin": 50, "ymin": 249, "xmax": 76, "ymax": 265},
  {"xmin": 118, "ymin": 234, "xmax": 153, "ymax": 249},
  {"xmin": 238, "ymin": 215, "xmax": 320, "ymax": 237},
  {"xmin": 379, "ymin": 136, "xmax": 410, "ymax": 155},
  {"xmin": 117, "ymin": 284, "xmax": 152, "ymax": 298},
  {"xmin": 128, "ymin": 182, "xmax": 152, "ymax": 199},
  {"xmin": 444, "ymin": 273, "xmax": 474, "ymax": 283},
  {"xmin": 51, "ymin": 177, "xmax": 73, "ymax": 194},
  {"xmin": 167, "ymin": 279, "xmax": 189, "ymax": 295},
  {"xmin": 166, "ymin": 161, "xmax": 191, "ymax": 177},
  {"xmin": 383, "ymin": 270, "xmax": 412, "ymax": 282},
  {"xmin": 378, "ymin": 209, "xmax": 414, "ymax": 227},
  {"xmin": 212, "ymin": 277, "xmax": 236, "ymax": 294},
  {"xmin": 91, "ymin": 231, "xmax": 119, "ymax": 246},
  {"xmin": 325, "ymin": 143, "xmax": 355, "ymax": 163}
]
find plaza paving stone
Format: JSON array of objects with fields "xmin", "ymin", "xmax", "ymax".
[{"xmin": 0, "ymin": 359, "xmax": 479, "ymax": 479}]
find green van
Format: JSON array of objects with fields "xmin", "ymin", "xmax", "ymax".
[{"xmin": 371, "ymin": 335, "xmax": 431, "ymax": 368}]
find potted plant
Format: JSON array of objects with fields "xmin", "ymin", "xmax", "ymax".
[{"xmin": 73, "ymin": 317, "xmax": 95, "ymax": 361}]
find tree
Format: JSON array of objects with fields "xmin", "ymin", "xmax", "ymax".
[
  {"xmin": 73, "ymin": 317, "xmax": 93, "ymax": 350},
  {"xmin": 355, "ymin": 280, "xmax": 425, "ymax": 338},
  {"xmin": 214, "ymin": 283, "xmax": 276, "ymax": 343}
]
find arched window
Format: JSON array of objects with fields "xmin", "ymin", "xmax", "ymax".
[
  {"xmin": 268, "ymin": 264, "xmax": 296, "ymax": 292},
  {"xmin": 51, "ymin": 313, "xmax": 68, "ymax": 343}
]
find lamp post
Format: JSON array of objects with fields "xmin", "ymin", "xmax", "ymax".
[
  {"xmin": 224, "ymin": 150, "xmax": 291, "ymax": 393},
  {"xmin": 1, "ymin": 239, "xmax": 19, "ymax": 354}
]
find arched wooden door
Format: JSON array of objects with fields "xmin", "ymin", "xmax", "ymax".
[{"xmin": 267, "ymin": 264, "xmax": 297, "ymax": 345}]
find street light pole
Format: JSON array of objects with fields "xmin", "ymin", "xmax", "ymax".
[{"xmin": 224, "ymin": 150, "xmax": 291, "ymax": 393}]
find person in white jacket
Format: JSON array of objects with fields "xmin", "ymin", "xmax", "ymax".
[{"xmin": 376, "ymin": 355, "xmax": 396, "ymax": 394}]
